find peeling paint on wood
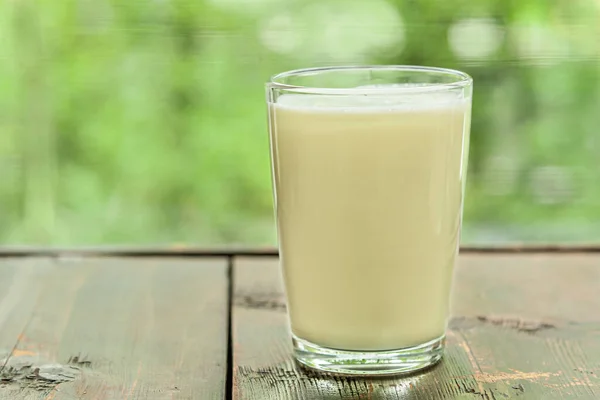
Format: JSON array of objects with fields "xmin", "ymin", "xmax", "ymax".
[
  {"xmin": 0, "ymin": 354, "xmax": 82, "ymax": 391},
  {"xmin": 474, "ymin": 315, "xmax": 556, "ymax": 333},
  {"xmin": 235, "ymin": 293, "xmax": 287, "ymax": 311}
]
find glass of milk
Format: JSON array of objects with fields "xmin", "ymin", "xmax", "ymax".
[{"xmin": 266, "ymin": 66, "xmax": 473, "ymax": 376}]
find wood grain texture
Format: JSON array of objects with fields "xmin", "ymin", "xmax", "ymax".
[
  {"xmin": 0, "ymin": 257, "xmax": 228, "ymax": 400},
  {"xmin": 232, "ymin": 254, "xmax": 600, "ymax": 399},
  {"xmin": 0, "ymin": 259, "xmax": 54, "ymax": 373}
]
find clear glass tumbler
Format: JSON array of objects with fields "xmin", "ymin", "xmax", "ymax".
[{"xmin": 266, "ymin": 66, "xmax": 473, "ymax": 376}]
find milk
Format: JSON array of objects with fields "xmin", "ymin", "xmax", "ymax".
[{"xmin": 269, "ymin": 91, "xmax": 470, "ymax": 351}]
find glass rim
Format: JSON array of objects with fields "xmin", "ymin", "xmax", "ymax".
[{"xmin": 267, "ymin": 65, "xmax": 473, "ymax": 95}]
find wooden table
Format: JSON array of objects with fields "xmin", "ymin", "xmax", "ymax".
[{"xmin": 0, "ymin": 250, "xmax": 599, "ymax": 399}]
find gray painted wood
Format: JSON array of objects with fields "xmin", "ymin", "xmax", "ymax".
[
  {"xmin": 0, "ymin": 259, "xmax": 54, "ymax": 371},
  {"xmin": 232, "ymin": 254, "xmax": 600, "ymax": 399},
  {"xmin": 0, "ymin": 257, "xmax": 228, "ymax": 400}
]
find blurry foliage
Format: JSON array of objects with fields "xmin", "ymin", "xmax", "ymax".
[{"xmin": 0, "ymin": 0, "xmax": 598, "ymax": 245}]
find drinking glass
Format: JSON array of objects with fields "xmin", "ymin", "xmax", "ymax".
[{"xmin": 266, "ymin": 66, "xmax": 473, "ymax": 375}]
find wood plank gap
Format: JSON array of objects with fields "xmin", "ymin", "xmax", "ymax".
[
  {"xmin": 2, "ymin": 245, "xmax": 600, "ymax": 258},
  {"xmin": 226, "ymin": 255, "xmax": 234, "ymax": 400}
]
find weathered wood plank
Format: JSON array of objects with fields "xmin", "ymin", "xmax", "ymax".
[
  {"xmin": 0, "ymin": 259, "xmax": 54, "ymax": 371},
  {"xmin": 232, "ymin": 254, "xmax": 600, "ymax": 399},
  {"xmin": 0, "ymin": 257, "xmax": 228, "ymax": 400}
]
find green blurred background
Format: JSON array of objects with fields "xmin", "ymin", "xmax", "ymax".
[{"xmin": 0, "ymin": 0, "xmax": 598, "ymax": 246}]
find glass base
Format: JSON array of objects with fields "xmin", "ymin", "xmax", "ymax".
[{"xmin": 292, "ymin": 334, "xmax": 445, "ymax": 376}]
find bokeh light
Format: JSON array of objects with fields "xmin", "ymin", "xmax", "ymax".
[
  {"xmin": 448, "ymin": 18, "xmax": 504, "ymax": 61},
  {"xmin": 259, "ymin": 0, "xmax": 404, "ymax": 63}
]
